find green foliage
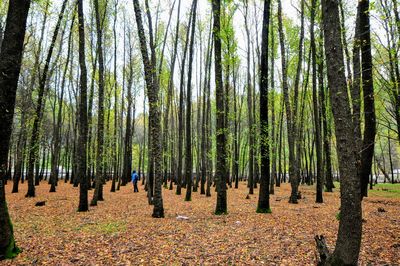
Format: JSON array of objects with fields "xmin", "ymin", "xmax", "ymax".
[{"xmin": 221, "ymin": 0, "xmax": 240, "ymax": 70}]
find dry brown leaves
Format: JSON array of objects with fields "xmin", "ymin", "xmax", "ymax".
[{"xmin": 1, "ymin": 181, "xmax": 399, "ymax": 265}]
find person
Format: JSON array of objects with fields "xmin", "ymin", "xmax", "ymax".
[{"xmin": 131, "ymin": 170, "xmax": 139, "ymax": 192}]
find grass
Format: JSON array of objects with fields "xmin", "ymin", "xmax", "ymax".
[
  {"xmin": 75, "ymin": 221, "xmax": 127, "ymax": 235},
  {"xmin": 332, "ymin": 182, "xmax": 400, "ymax": 198},
  {"xmin": 369, "ymin": 183, "xmax": 400, "ymax": 198}
]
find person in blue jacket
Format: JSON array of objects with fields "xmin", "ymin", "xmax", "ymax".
[{"xmin": 131, "ymin": 170, "xmax": 139, "ymax": 192}]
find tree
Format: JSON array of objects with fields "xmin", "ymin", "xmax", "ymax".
[
  {"xmin": 26, "ymin": 0, "xmax": 68, "ymax": 197},
  {"xmin": 176, "ymin": 2, "xmax": 193, "ymax": 195},
  {"xmin": 0, "ymin": 0, "xmax": 31, "ymax": 258},
  {"xmin": 91, "ymin": 0, "xmax": 106, "ymax": 206},
  {"xmin": 320, "ymin": 0, "xmax": 362, "ymax": 263},
  {"xmin": 213, "ymin": 0, "xmax": 227, "ymax": 215},
  {"xmin": 77, "ymin": 0, "xmax": 90, "ymax": 212},
  {"xmin": 257, "ymin": 0, "xmax": 271, "ymax": 213},
  {"xmin": 243, "ymin": 0, "xmax": 254, "ymax": 195},
  {"xmin": 185, "ymin": 0, "xmax": 198, "ymax": 202},
  {"xmin": 121, "ymin": 30, "xmax": 135, "ymax": 194},
  {"xmin": 277, "ymin": 0, "xmax": 302, "ymax": 203},
  {"xmin": 310, "ymin": 0, "xmax": 323, "ymax": 203},
  {"xmin": 49, "ymin": 0, "xmax": 70, "ymax": 193},
  {"xmin": 132, "ymin": 0, "xmax": 164, "ymax": 218},
  {"xmin": 359, "ymin": 0, "xmax": 376, "ymax": 198}
]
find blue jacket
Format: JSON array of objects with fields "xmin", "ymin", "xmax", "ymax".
[{"xmin": 131, "ymin": 172, "xmax": 139, "ymax": 183}]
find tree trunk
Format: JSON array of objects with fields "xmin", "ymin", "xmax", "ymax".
[
  {"xmin": 91, "ymin": 0, "xmax": 107, "ymax": 206},
  {"xmin": 133, "ymin": 0, "xmax": 164, "ymax": 218},
  {"xmin": 257, "ymin": 0, "xmax": 271, "ymax": 213},
  {"xmin": 311, "ymin": 0, "xmax": 323, "ymax": 203},
  {"xmin": 277, "ymin": 0, "xmax": 299, "ymax": 203},
  {"xmin": 26, "ymin": 0, "xmax": 66, "ymax": 197},
  {"xmin": 359, "ymin": 0, "xmax": 376, "ymax": 198},
  {"xmin": 0, "ymin": 0, "xmax": 31, "ymax": 258},
  {"xmin": 184, "ymin": 0, "xmax": 198, "ymax": 202},
  {"xmin": 50, "ymin": 1, "xmax": 71, "ymax": 192},
  {"xmin": 244, "ymin": 0, "xmax": 254, "ymax": 195},
  {"xmin": 213, "ymin": 0, "xmax": 227, "ymax": 215},
  {"xmin": 77, "ymin": 0, "xmax": 89, "ymax": 212},
  {"xmin": 321, "ymin": 0, "xmax": 362, "ymax": 263},
  {"xmin": 176, "ymin": 5, "xmax": 193, "ymax": 196},
  {"xmin": 269, "ymin": 13, "xmax": 276, "ymax": 194}
]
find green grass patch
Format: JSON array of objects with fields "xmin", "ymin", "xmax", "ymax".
[
  {"xmin": 369, "ymin": 183, "xmax": 400, "ymax": 198},
  {"xmin": 75, "ymin": 221, "xmax": 127, "ymax": 235},
  {"xmin": 332, "ymin": 182, "xmax": 400, "ymax": 199}
]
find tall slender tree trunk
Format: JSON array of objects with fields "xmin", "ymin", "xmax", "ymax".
[
  {"xmin": 50, "ymin": 2, "xmax": 72, "ymax": 192},
  {"xmin": 320, "ymin": 0, "xmax": 362, "ymax": 263},
  {"xmin": 0, "ymin": 0, "xmax": 31, "ymax": 258},
  {"xmin": 359, "ymin": 0, "xmax": 376, "ymax": 198},
  {"xmin": 310, "ymin": 0, "xmax": 323, "ymax": 203},
  {"xmin": 270, "ymin": 10, "xmax": 276, "ymax": 194},
  {"xmin": 176, "ymin": 3, "xmax": 193, "ymax": 195},
  {"xmin": 163, "ymin": 0, "xmax": 181, "ymax": 191},
  {"xmin": 201, "ymin": 25, "xmax": 212, "ymax": 194},
  {"xmin": 91, "ymin": 0, "xmax": 106, "ymax": 206},
  {"xmin": 277, "ymin": 0, "xmax": 299, "ymax": 203},
  {"xmin": 205, "ymin": 38, "xmax": 213, "ymax": 198},
  {"xmin": 110, "ymin": 0, "xmax": 119, "ymax": 192},
  {"xmin": 318, "ymin": 28, "xmax": 334, "ymax": 192},
  {"xmin": 12, "ymin": 113, "xmax": 27, "ymax": 193},
  {"xmin": 257, "ymin": 0, "xmax": 271, "ymax": 213},
  {"xmin": 77, "ymin": 0, "xmax": 89, "ymax": 212},
  {"xmin": 133, "ymin": 0, "xmax": 164, "ymax": 218},
  {"xmin": 26, "ymin": 0, "xmax": 66, "ymax": 197},
  {"xmin": 213, "ymin": 0, "xmax": 227, "ymax": 215},
  {"xmin": 122, "ymin": 50, "xmax": 135, "ymax": 194},
  {"xmin": 185, "ymin": 0, "xmax": 198, "ymax": 202},
  {"xmin": 244, "ymin": 0, "xmax": 254, "ymax": 195}
]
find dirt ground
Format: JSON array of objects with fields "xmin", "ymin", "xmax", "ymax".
[{"xmin": 2, "ymin": 180, "xmax": 399, "ymax": 265}]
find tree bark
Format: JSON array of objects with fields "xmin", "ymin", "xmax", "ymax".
[
  {"xmin": 311, "ymin": 0, "xmax": 323, "ymax": 203},
  {"xmin": 277, "ymin": 0, "xmax": 299, "ymax": 203},
  {"xmin": 184, "ymin": 0, "xmax": 198, "ymax": 202},
  {"xmin": 133, "ymin": 0, "xmax": 164, "ymax": 218},
  {"xmin": 0, "ymin": 0, "xmax": 31, "ymax": 258},
  {"xmin": 77, "ymin": 0, "xmax": 89, "ymax": 212},
  {"xmin": 26, "ymin": 0, "xmax": 66, "ymax": 197},
  {"xmin": 213, "ymin": 0, "xmax": 227, "ymax": 215},
  {"xmin": 321, "ymin": 0, "xmax": 362, "ymax": 263},
  {"xmin": 359, "ymin": 0, "xmax": 376, "ymax": 198},
  {"xmin": 257, "ymin": 0, "xmax": 271, "ymax": 213},
  {"xmin": 91, "ymin": 0, "xmax": 107, "ymax": 206},
  {"xmin": 50, "ymin": 1, "xmax": 71, "ymax": 192},
  {"xmin": 176, "ymin": 3, "xmax": 193, "ymax": 195},
  {"xmin": 244, "ymin": 0, "xmax": 254, "ymax": 195}
]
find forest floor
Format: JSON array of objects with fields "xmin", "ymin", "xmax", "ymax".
[{"xmin": 2, "ymin": 180, "xmax": 400, "ymax": 266}]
